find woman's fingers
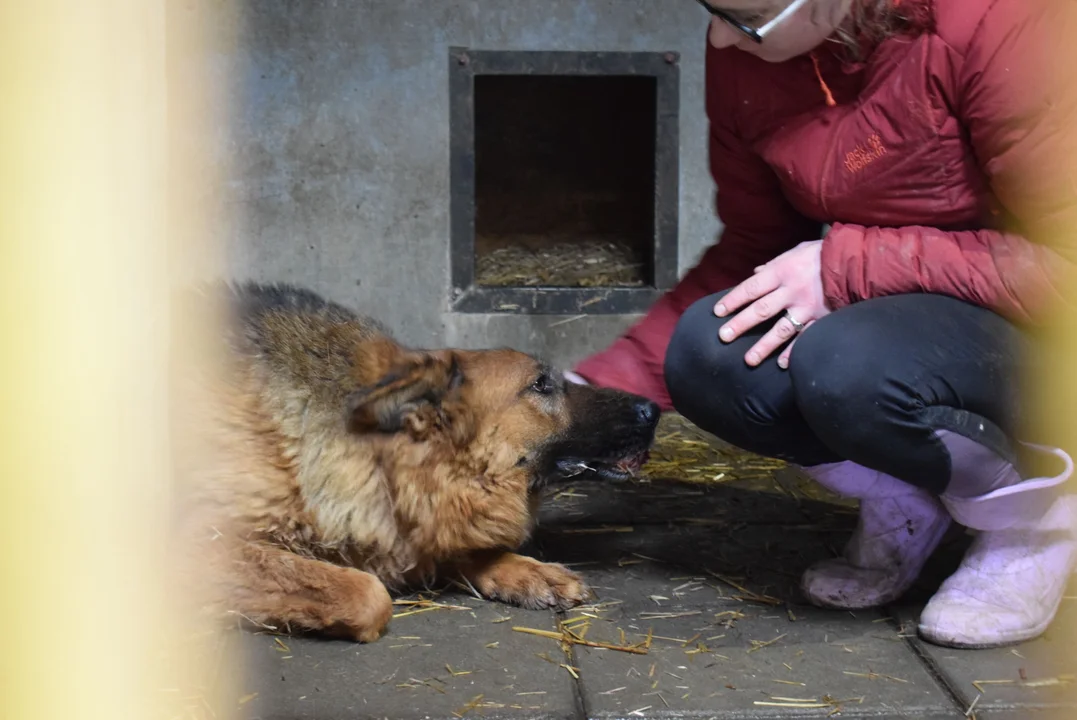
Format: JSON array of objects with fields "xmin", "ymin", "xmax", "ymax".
[
  {"xmin": 776, "ymin": 319, "xmax": 813, "ymax": 369},
  {"xmin": 718, "ymin": 283, "xmax": 790, "ymax": 345},
  {"xmin": 714, "ymin": 268, "xmax": 781, "ymax": 319},
  {"xmin": 742, "ymin": 308, "xmax": 806, "ymax": 366}
]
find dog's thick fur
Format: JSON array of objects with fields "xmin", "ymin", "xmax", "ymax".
[{"xmin": 172, "ymin": 282, "xmax": 658, "ymax": 642}]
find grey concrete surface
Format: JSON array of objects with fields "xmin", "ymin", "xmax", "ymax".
[
  {"xmin": 230, "ymin": 473, "xmax": 1077, "ymax": 720},
  {"xmin": 177, "ymin": 0, "xmax": 724, "ymax": 368},
  {"xmin": 239, "ymin": 599, "xmax": 580, "ymax": 720},
  {"xmin": 536, "ymin": 526, "xmax": 958, "ymax": 720}
]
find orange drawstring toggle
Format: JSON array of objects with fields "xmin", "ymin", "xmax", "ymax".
[{"xmin": 810, "ymin": 52, "xmax": 837, "ymax": 107}]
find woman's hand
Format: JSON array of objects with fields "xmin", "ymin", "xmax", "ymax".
[{"xmin": 713, "ymin": 240, "xmax": 830, "ymax": 369}]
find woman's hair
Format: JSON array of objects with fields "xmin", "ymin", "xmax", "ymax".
[{"xmin": 831, "ymin": 0, "xmax": 924, "ymax": 61}]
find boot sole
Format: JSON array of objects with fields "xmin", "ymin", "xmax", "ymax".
[
  {"xmin": 916, "ymin": 589, "xmax": 1064, "ymax": 649},
  {"xmin": 804, "ymin": 591, "xmax": 902, "ymax": 611},
  {"xmin": 916, "ymin": 621, "xmax": 1050, "ymax": 649}
]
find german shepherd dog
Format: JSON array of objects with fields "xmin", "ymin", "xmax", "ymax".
[{"xmin": 172, "ymin": 282, "xmax": 659, "ymax": 643}]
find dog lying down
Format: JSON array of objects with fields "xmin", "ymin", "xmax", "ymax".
[{"xmin": 172, "ymin": 282, "xmax": 660, "ymax": 642}]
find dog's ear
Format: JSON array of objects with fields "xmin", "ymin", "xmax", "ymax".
[{"xmin": 345, "ymin": 345, "xmax": 464, "ymax": 436}]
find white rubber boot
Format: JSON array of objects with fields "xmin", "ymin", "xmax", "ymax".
[
  {"xmin": 919, "ymin": 443, "xmax": 1076, "ymax": 648},
  {"xmin": 800, "ymin": 461, "xmax": 953, "ymax": 609}
]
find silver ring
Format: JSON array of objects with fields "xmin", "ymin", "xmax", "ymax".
[{"xmin": 784, "ymin": 310, "xmax": 806, "ymax": 333}]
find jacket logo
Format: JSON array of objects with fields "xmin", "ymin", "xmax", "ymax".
[{"xmin": 844, "ymin": 134, "xmax": 887, "ymax": 173}]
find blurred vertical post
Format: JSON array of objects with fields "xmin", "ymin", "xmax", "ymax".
[
  {"xmin": 0, "ymin": 1, "xmax": 236, "ymax": 720},
  {"xmin": 1026, "ymin": 3, "xmax": 1077, "ymax": 717}
]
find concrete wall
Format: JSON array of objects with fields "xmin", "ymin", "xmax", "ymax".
[{"xmin": 201, "ymin": 0, "xmax": 721, "ymax": 368}]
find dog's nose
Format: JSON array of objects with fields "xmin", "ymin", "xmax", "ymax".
[{"xmin": 635, "ymin": 399, "xmax": 659, "ymax": 426}]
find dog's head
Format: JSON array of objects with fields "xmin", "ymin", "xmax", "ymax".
[{"xmin": 343, "ymin": 345, "xmax": 659, "ymax": 555}]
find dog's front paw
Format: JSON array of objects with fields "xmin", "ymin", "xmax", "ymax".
[
  {"xmin": 322, "ymin": 568, "xmax": 394, "ymax": 643},
  {"xmin": 471, "ymin": 553, "xmax": 593, "ymax": 611}
]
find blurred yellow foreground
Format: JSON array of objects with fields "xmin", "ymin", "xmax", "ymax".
[{"xmin": 1, "ymin": 1, "xmax": 239, "ymax": 719}]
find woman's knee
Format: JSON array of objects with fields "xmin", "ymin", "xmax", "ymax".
[
  {"xmin": 663, "ymin": 292, "xmax": 736, "ymax": 411},
  {"xmin": 664, "ymin": 292, "xmax": 842, "ymax": 465}
]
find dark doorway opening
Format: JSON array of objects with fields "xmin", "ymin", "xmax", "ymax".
[{"xmin": 474, "ymin": 74, "xmax": 657, "ymax": 289}]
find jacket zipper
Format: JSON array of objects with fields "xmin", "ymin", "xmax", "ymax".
[{"xmin": 813, "ymin": 56, "xmax": 840, "ymax": 220}]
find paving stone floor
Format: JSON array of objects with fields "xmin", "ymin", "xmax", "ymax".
[{"xmin": 229, "ymin": 418, "xmax": 1077, "ymax": 720}]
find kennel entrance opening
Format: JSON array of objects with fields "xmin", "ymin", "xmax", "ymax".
[
  {"xmin": 449, "ymin": 50, "xmax": 680, "ymax": 315},
  {"xmin": 475, "ymin": 74, "xmax": 654, "ymax": 289}
]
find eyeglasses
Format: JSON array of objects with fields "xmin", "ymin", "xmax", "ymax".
[{"xmin": 693, "ymin": 0, "xmax": 812, "ymax": 44}]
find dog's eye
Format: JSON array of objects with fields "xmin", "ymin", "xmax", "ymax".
[{"xmin": 530, "ymin": 373, "xmax": 555, "ymax": 395}]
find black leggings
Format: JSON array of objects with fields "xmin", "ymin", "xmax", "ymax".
[{"xmin": 663, "ymin": 292, "xmax": 1034, "ymax": 495}]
